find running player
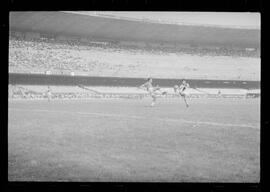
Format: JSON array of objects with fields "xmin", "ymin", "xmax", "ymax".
[
  {"xmin": 139, "ymin": 78, "xmax": 166, "ymax": 106},
  {"xmin": 46, "ymin": 86, "xmax": 52, "ymax": 102},
  {"xmin": 218, "ymin": 90, "xmax": 222, "ymax": 97},
  {"xmin": 174, "ymin": 79, "xmax": 190, "ymax": 107}
]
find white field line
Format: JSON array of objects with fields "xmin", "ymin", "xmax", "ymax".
[{"xmin": 9, "ymin": 108, "xmax": 260, "ymax": 129}]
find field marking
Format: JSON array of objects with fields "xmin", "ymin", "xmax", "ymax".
[{"xmin": 9, "ymin": 108, "xmax": 260, "ymax": 129}]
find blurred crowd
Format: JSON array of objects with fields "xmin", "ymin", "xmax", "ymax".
[
  {"xmin": 9, "ymin": 32, "xmax": 260, "ymax": 75},
  {"xmin": 9, "ymin": 85, "xmax": 258, "ymax": 100},
  {"xmin": 8, "ymin": 85, "xmax": 145, "ymax": 99}
]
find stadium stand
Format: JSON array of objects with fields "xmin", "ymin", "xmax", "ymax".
[
  {"xmin": 8, "ymin": 12, "xmax": 260, "ymax": 100},
  {"xmin": 9, "ymin": 32, "xmax": 260, "ymax": 80}
]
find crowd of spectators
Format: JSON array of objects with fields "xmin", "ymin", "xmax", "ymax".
[
  {"xmin": 9, "ymin": 32, "xmax": 260, "ymax": 75},
  {"xmin": 9, "ymin": 35, "xmax": 87, "ymax": 74},
  {"xmin": 8, "ymin": 85, "xmax": 146, "ymax": 99},
  {"xmin": 114, "ymin": 42, "xmax": 260, "ymax": 58},
  {"xmin": 9, "ymin": 85, "xmax": 258, "ymax": 101}
]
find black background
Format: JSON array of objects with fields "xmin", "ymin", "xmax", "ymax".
[{"xmin": 2, "ymin": 0, "xmax": 265, "ymax": 192}]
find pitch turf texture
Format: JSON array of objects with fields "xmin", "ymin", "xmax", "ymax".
[{"xmin": 8, "ymin": 98, "xmax": 260, "ymax": 182}]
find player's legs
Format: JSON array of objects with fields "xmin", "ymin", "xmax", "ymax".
[
  {"xmin": 150, "ymin": 92, "xmax": 157, "ymax": 106},
  {"xmin": 180, "ymin": 92, "xmax": 189, "ymax": 107},
  {"xmin": 183, "ymin": 95, "xmax": 189, "ymax": 107},
  {"xmin": 151, "ymin": 96, "xmax": 156, "ymax": 106},
  {"xmin": 47, "ymin": 93, "xmax": 51, "ymax": 102}
]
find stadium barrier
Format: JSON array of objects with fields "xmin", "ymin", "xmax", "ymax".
[{"xmin": 9, "ymin": 73, "xmax": 260, "ymax": 89}]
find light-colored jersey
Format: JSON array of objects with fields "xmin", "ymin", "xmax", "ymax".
[
  {"xmin": 47, "ymin": 89, "xmax": 52, "ymax": 96},
  {"xmin": 141, "ymin": 81, "xmax": 153, "ymax": 92},
  {"xmin": 179, "ymin": 83, "xmax": 189, "ymax": 92}
]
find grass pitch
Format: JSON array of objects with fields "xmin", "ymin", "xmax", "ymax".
[{"xmin": 8, "ymin": 98, "xmax": 260, "ymax": 182}]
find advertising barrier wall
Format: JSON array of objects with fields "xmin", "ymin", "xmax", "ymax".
[{"xmin": 9, "ymin": 73, "xmax": 260, "ymax": 89}]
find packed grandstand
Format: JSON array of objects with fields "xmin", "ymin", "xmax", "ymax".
[
  {"xmin": 9, "ymin": 32, "xmax": 260, "ymax": 78},
  {"xmin": 9, "ymin": 12, "xmax": 260, "ymax": 100}
]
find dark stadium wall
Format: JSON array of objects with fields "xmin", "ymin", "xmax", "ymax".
[{"xmin": 9, "ymin": 73, "xmax": 260, "ymax": 89}]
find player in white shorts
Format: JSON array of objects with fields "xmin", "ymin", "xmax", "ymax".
[
  {"xmin": 139, "ymin": 78, "xmax": 166, "ymax": 106},
  {"xmin": 174, "ymin": 79, "xmax": 190, "ymax": 107}
]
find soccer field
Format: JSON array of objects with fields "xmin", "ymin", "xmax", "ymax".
[{"xmin": 8, "ymin": 98, "xmax": 260, "ymax": 182}]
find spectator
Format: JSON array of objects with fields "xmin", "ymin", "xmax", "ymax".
[{"xmin": 9, "ymin": 32, "xmax": 260, "ymax": 76}]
